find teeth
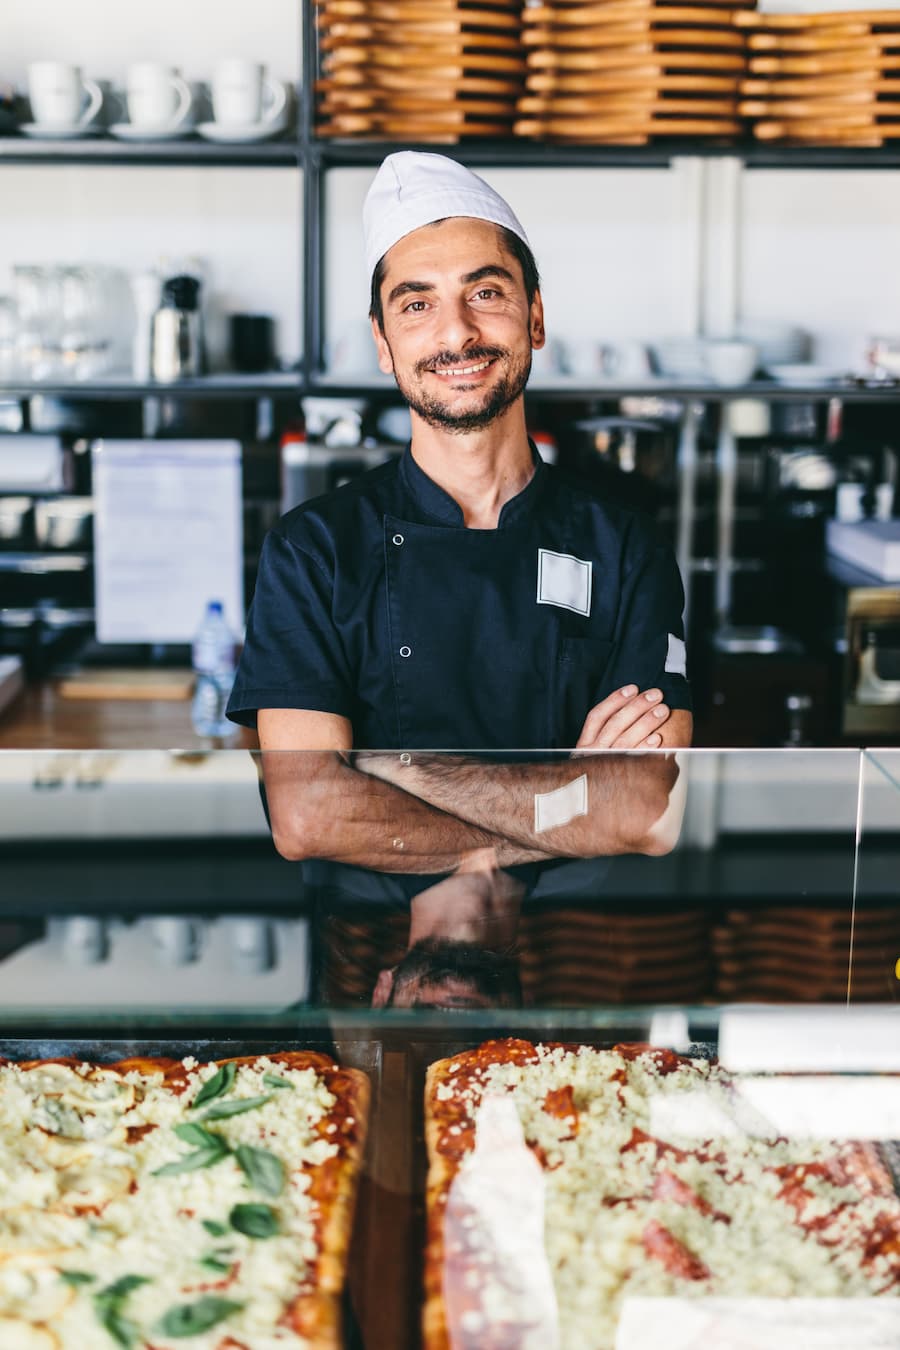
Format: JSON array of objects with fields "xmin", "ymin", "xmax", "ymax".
[{"xmin": 433, "ymin": 359, "xmax": 493, "ymax": 376}]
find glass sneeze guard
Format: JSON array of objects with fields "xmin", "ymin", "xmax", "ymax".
[{"xmin": 1, "ymin": 746, "xmax": 898, "ymax": 1350}]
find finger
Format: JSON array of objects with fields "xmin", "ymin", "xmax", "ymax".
[
  {"xmin": 575, "ymin": 684, "xmax": 638, "ymax": 748},
  {"xmin": 589, "ymin": 688, "xmax": 666, "ymax": 749},
  {"xmin": 609, "ymin": 703, "xmax": 670, "ymax": 749}
]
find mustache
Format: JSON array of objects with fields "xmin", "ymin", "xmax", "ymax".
[{"xmin": 416, "ymin": 345, "xmax": 506, "ymax": 375}]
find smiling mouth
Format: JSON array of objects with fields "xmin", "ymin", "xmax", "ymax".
[{"xmin": 429, "ymin": 357, "xmax": 497, "ymax": 378}]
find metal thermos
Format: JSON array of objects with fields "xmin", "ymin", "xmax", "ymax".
[{"xmin": 150, "ymin": 274, "xmax": 204, "ymax": 382}]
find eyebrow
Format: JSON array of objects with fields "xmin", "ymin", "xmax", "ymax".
[{"xmin": 386, "ymin": 263, "xmax": 516, "ymax": 308}]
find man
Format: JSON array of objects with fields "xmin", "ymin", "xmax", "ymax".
[
  {"xmin": 370, "ymin": 849, "xmax": 526, "ymax": 1010},
  {"xmin": 227, "ymin": 151, "xmax": 691, "ymax": 870}
]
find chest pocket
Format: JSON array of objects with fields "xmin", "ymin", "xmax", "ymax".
[{"xmin": 556, "ymin": 638, "xmax": 615, "ymax": 746}]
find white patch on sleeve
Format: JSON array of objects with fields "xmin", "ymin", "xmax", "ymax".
[
  {"xmin": 534, "ymin": 773, "xmax": 588, "ymax": 835},
  {"xmin": 536, "ymin": 549, "xmax": 592, "ymax": 617},
  {"xmin": 666, "ymin": 632, "xmax": 687, "ymax": 677}
]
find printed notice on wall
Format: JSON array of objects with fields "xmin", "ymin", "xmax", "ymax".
[
  {"xmin": 616, "ymin": 1298, "xmax": 900, "ymax": 1350},
  {"xmin": 93, "ymin": 439, "xmax": 243, "ymax": 644}
]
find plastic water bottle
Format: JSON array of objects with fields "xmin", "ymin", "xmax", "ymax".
[{"xmin": 191, "ymin": 600, "xmax": 236, "ymax": 738}]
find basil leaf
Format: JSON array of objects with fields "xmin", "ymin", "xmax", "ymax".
[
  {"xmin": 262, "ymin": 1073, "xmax": 294, "ymax": 1091},
  {"xmin": 190, "ymin": 1061, "xmax": 236, "ymax": 1110},
  {"xmin": 155, "ymin": 1295, "xmax": 244, "ymax": 1338},
  {"xmin": 229, "ymin": 1202, "xmax": 280, "ymax": 1239},
  {"xmin": 96, "ymin": 1274, "xmax": 151, "ymax": 1304},
  {"xmin": 92, "ymin": 1276, "xmax": 150, "ymax": 1349},
  {"xmin": 202, "ymin": 1219, "xmax": 228, "ymax": 1238},
  {"xmin": 235, "ymin": 1144, "xmax": 285, "ymax": 1198},
  {"xmin": 199, "ymin": 1253, "xmax": 233, "ymax": 1274},
  {"xmin": 95, "ymin": 1306, "xmax": 139, "ymax": 1349},
  {"xmin": 152, "ymin": 1143, "xmax": 229, "ymax": 1177},
  {"xmin": 174, "ymin": 1122, "xmax": 224, "ymax": 1150},
  {"xmin": 61, "ymin": 1270, "xmax": 95, "ymax": 1287},
  {"xmin": 201, "ymin": 1094, "xmax": 271, "ymax": 1122}
]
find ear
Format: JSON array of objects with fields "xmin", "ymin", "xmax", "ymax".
[
  {"xmin": 529, "ymin": 290, "xmax": 546, "ymax": 351},
  {"xmin": 370, "ymin": 316, "xmax": 395, "ymax": 376},
  {"xmin": 371, "ymin": 967, "xmax": 395, "ymax": 1007}
]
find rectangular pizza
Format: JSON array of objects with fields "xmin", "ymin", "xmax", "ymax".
[
  {"xmin": 0, "ymin": 1050, "xmax": 369, "ymax": 1350},
  {"xmin": 424, "ymin": 1038, "xmax": 900, "ymax": 1350}
]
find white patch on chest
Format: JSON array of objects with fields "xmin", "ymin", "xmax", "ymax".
[{"xmin": 536, "ymin": 549, "xmax": 592, "ymax": 617}]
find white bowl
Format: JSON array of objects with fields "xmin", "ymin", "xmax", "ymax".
[
  {"xmin": 736, "ymin": 321, "xmax": 810, "ymax": 367},
  {"xmin": 705, "ymin": 340, "xmax": 759, "ymax": 386},
  {"xmin": 653, "ymin": 337, "xmax": 707, "ymax": 378}
]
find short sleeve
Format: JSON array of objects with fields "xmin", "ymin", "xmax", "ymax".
[
  {"xmin": 226, "ymin": 529, "xmax": 355, "ymax": 729},
  {"xmin": 605, "ymin": 530, "xmax": 692, "ymax": 712}
]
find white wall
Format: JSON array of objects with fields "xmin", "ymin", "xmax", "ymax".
[
  {"xmin": 741, "ymin": 170, "xmax": 900, "ymax": 369},
  {"xmin": 4, "ymin": 1, "xmax": 900, "ymax": 375},
  {"xmin": 3, "ymin": 0, "xmax": 300, "ymax": 87}
]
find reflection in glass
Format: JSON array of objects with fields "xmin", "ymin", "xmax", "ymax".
[{"xmin": 853, "ymin": 751, "xmax": 900, "ymax": 1005}]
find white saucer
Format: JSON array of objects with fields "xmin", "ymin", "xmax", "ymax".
[
  {"xmin": 769, "ymin": 363, "xmax": 844, "ymax": 386},
  {"xmin": 21, "ymin": 122, "xmax": 101, "ymax": 140},
  {"xmin": 196, "ymin": 116, "xmax": 288, "ymax": 143},
  {"xmin": 109, "ymin": 122, "xmax": 193, "ymax": 141}
]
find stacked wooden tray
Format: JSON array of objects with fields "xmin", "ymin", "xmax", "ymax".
[
  {"xmin": 515, "ymin": 0, "xmax": 756, "ymax": 143},
  {"xmin": 713, "ymin": 904, "xmax": 900, "ymax": 1001},
  {"xmin": 315, "ymin": 0, "xmax": 527, "ymax": 140},
  {"xmin": 739, "ymin": 8, "xmax": 900, "ymax": 145}
]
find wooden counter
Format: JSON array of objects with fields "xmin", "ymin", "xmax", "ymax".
[{"xmin": 0, "ymin": 682, "xmax": 257, "ymax": 751}]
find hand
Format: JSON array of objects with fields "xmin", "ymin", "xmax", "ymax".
[{"xmin": 574, "ymin": 685, "xmax": 671, "ymax": 751}]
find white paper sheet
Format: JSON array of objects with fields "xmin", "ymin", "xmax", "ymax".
[
  {"xmin": 443, "ymin": 1094, "xmax": 560, "ymax": 1350},
  {"xmin": 617, "ymin": 1298, "xmax": 900, "ymax": 1350},
  {"xmin": 93, "ymin": 439, "xmax": 243, "ymax": 644},
  {"xmin": 650, "ymin": 1075, "xmax": 900, "ymax": 1141},
  {"xmin": 719, "ymin": 1008, "xmax": 900, "ymax": 1073}
]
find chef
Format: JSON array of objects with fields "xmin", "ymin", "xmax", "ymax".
[{"xmin": 227, "ymin": 151, "xmax": 691, "ymax": 871}]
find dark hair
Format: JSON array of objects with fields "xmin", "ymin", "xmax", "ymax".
[
  {"xmin": 386, "ymin": 936, "xmax": 523, "ymax": 1008},
  {"xmin": 368, "ymin": 220, "xmax": 540, "ymax": 332}
]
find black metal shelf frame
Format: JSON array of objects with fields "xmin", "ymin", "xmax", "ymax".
[{"xmin": 2, "ymin": 377, "xmax": 899, "ymax": 405}]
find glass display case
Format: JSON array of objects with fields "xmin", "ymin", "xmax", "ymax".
[{"xmin": 0, "ymin": 747, "xmax": 898, "ymax": 1349}]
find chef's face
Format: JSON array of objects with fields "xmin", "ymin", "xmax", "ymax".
[{"xmin": 371, "ymin": 216, "xmax": 545, "ymax": 434}]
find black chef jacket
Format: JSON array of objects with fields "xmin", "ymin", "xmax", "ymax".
[{"xmin": 227, "ymin": 444, "xmax": 691, "ymax": 749}]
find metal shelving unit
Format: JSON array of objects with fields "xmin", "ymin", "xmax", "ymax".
[{"xmin": 4, "ymin": 8, "xmax": 900, "ymax": 397}]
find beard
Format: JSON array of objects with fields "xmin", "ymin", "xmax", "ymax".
[{"xmin": 388, "ymin": 341, "xmax": 532, "ymax": 435}]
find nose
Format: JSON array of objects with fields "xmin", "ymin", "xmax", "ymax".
[{"xmin": 434, "ymin": 295, "xmax": 480, "ymax": 354}]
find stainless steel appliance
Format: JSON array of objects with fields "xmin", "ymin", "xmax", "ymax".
[
  {"xmin": 843, "ymin": 587, "xmax": 900, "ymax": 739},
  {"xmin": 150, "ymin": 274, "xmax": 204, "ymax": 382}
]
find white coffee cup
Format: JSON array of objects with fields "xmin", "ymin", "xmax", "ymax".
[
  {"xmin": 704, "ymin": 339, "xmax": 758, "ymax": 387},
  {"xmin": 127, "ymin": 63, "xmax": 192, "ymax": 130},
  {"xmin": 149, "ymin": 916, "xmax": 200, "ymax": 967},
  {"xmin": 28, "ymin": 61, "xmax": 103, "ymax": 129},
  {"xmin": 212, "ymin": 60, "xmax": 287, "ymax": 127},
  {"xmin": 58, "ymin": 916, "xmax": 108, "ymax": 966}
]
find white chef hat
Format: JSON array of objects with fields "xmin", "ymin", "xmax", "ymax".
[{"xmin": 363, "ymin": 150, "xmax": 530, "ymax": 284}]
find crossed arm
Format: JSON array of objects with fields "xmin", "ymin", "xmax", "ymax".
[{"xmin": 258, "ymin": 688, "xmax": 692, "ymax": 872}]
